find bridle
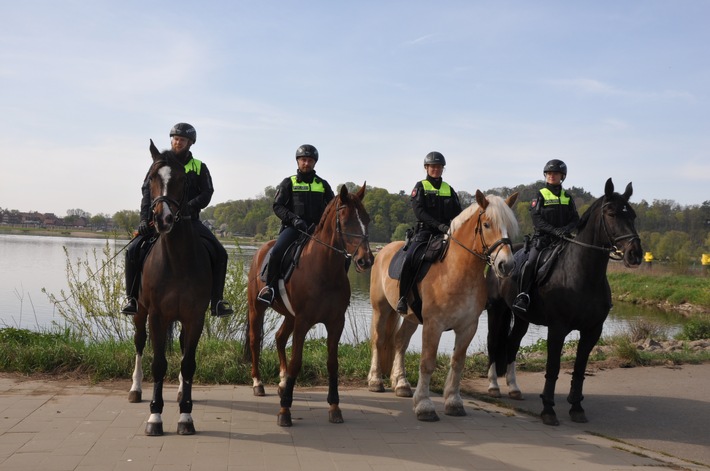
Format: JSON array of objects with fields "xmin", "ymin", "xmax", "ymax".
[
  {"xmin": 563, "ymin": 198, "xmax": 639, "ymax": 260},
  {"xmin": 449, "ymin": 208, "xmax": 512, "ymax": 267},
  {"xmin": 149, "ymin": 160, "xmax": 189, "ymax": 225},
  {"xmin": 300, "ymin": 201, "xmax": 370, "ymax": 261}
]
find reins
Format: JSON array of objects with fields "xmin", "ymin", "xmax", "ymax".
[
  {"xmin": 296, "ymin": 202, "xmax": 369, "ymax": 261},
  {"xmin": 448, "ymin": 208, "xmax": 512, "ymax": 266}
]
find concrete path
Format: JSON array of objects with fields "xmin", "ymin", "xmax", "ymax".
[{"xmin": 0, "ymin": 364, "xmax": 707, "ymax": 471}]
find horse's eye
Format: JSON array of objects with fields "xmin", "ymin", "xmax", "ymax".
[{"xmin": 484, "ymin": 222, "xmax": 491, "ymax": 229}]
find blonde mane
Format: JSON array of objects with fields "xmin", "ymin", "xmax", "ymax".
[{"xmin": 450, "ymin": 194, "xmax": 519, "ymax": 238}]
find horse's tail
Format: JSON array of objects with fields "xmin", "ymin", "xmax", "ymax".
[{"xmin": 486, "ymin": 297, "xmax": 513, "ymax": 378}]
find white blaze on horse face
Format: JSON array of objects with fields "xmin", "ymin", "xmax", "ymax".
[
  {"xmin": 355, "ymin": 208, "xmax": 367, "ymax": 236},
  {"xmin": 158, "ymin": 166, "xmax": 173, "ymax": 217}
]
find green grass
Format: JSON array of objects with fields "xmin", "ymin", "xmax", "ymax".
[{"xmin": 607, "ymin": 271, "xmax": 710, "ymax": 309}]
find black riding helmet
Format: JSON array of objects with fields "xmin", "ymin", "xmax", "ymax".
[
  {"xmin": 296, "ymin": 144, "xmax": 318, "ymax": 162},
  {"xmin": 543, "ymin": 159, "xmax": 567, "ymax": 179},
  {"xmin": 424, "ymin": 151, "xmax": 446, "ymax": 166},
  {"xmin": 170, "ymin": 123, "xmax": 197, "ymax": 144}
]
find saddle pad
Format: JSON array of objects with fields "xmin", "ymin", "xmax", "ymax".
[{"xmin": 387, "ymin": 244, "xmax": 431, "ymax": 281}]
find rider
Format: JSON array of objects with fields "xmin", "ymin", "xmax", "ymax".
[
  {"xmin": 396, "ymin": 151, "xmax": 462, "ymax": 314},
  {"xmin": 256, "ymin": 144, "xmax": 335, "ymax": 305},
  {"xmin": 512, "ymin": 159, "xmax": 579, "ymax": 313},
  {"xmin": 121, "ymin": 123, "xmax": 234, "ymax": 318}
]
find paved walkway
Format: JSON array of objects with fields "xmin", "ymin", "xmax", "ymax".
[{"xmin": 0, "ymin": 365, "xmax": 707, "ymax": 471}]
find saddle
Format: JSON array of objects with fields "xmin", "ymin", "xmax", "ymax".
[
  {"xmin": 514, "ymin": 240, "xmax": 566, "ymax": 288},
  {"xmin": 387, "ymin": 234, "xmax": 450, "ymax": 322},
  {"xmin": 258, "ymin": 232, "xmax": 310, "ymax": 284}
]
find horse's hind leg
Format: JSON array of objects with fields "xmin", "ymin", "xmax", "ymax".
[
  {"xmin": 567, "ymin": 325, "xmax": 603, "ymax": 424},
  {"xmin": 129, "ymin": 311, "xmax": 147, "ymax": 403}
]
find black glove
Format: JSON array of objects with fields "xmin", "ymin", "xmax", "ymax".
[
  {"xmin": 138, "ymin": 220, "xmax": 152, "ymax": 236},
  {"xmin": 438, "ymin": 224, "xmax": 450, "ymax": 234},
  {"xmin": 293, "ymin": 218, "xmax": 308, "ymax": 232},
  {"xmin": 553, "ymin": 227, "xmax": 566, "ymax": 238}
]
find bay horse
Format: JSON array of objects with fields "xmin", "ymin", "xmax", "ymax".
[
  {"xmin": 246, "ymin": 183, "xmax": 374, "ymax": 427},
  {"xmin": 368, "ymin": 191, "xmax": 519, "ymax": 421},
  {"xmin": 486, "ymin": 178, "xmax": 643, "ymax": 426},
  {"xmin": 129, "ymin": 140, "xmax": 212, "ymax": 436}
]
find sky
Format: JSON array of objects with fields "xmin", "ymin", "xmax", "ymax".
[{"xmin": 2, "ymin": 1, "xmax": 709, "ymax": 218}]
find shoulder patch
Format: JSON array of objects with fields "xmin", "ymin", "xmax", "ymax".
[
  {"xmin": 411, "ymin": 188, "xmax": 418, "ymax": 198},
  {"xmin": 531, "ymin": 200, "xmax": 537, "ymax": 208}
]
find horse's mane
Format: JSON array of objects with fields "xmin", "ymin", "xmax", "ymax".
[
  {"xmin": 450, "ymin": 194, "xmax": 519, "ymax": 238},
  {"xmin": 576, "ymin": 197, "xmax": 603, "ymax": 233},
  {"xmin": 314, "ymin": 192, "xmax": 341, "ymax": 234},
  {"xmin": 149, "ymin": 150, "xmax": 182, "ymax": 174}
]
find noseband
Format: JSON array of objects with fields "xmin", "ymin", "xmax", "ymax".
[{"xmin": 450, "ymin": 208, "xmax": 512, "ymax": 267}]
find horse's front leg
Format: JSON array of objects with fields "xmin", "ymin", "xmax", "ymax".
[
  {"xmin": 413, "ymin": 324, "xmax": 442, "ymax": 422},
  {"xmin": 391, "ymin": 319, "xmax": 418, "ymax": 397},
  {"xmin": 249, "ymin": 304, "xmax": 267, "ymax": 396},
  {"xmin": 540, "ymin": 329, "xmax": 566, "ymax": 426},
  {"xmin": 325, "ymin": 316, "xmax": 346, "ymax": 424},
  {"xmin": 567, "ymin": 324, "xmax": 603, "ymax": 423},
  {"xmin": 146, "ymin": 326, "xmax": 168, "ymax": 436},
  {"xmin": 444, "ymin": 323, "xmax": 479, "ymax": 417},
  {"xmin": 277, "ymin": 321, "xmax": 306, "ymax": 427},
  {"xmin": 129, "ymin": 311, "xmax": 147, "ymax": 403},
  {"xmin": 275, "ymin": 316, "xmax": 295, "ymax": 398},
  {"xmin": 176, "ymin": 325, "xmax": 203, "ymax": 435},
  {"xmin": 367, "ymin": 305, "xmax": 390, "ymax": 393}
]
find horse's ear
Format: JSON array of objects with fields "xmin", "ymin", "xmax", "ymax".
[
  {"xmin": 356, "ymin": 181, "xmax": 366, "ymax": 201},
  {"xmin": 339, "ymin": 184, "xmax": 349, "ymax": 201},
  {"xmin": 149, "ymin": 139, "xmax": 161, "ymax": 161},
  {"xmin": 505, "ymin": 192, "xmax": 519, "ymax": 208},
  {"xmin": 475, "ymin": 190, "xmax": 489, "ymax": 210},
  {"xmin": 622, "ymin": 182, "xmax": 633, "ymax": 201},
  {"xmin": 604, "ymin": 178, "xmax": 614, "ymax": 197}
]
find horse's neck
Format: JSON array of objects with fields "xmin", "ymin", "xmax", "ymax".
[
  {"xmin": 447, "ymin": 227, "xmax": 487, "ymax": 273},
  {"xmin": 564, "ymin": 214, "xmax": 611, "ymax": 277},
  {"xmin": 304, "ymin": 227, "xmax": 345, "ymax": 271}
]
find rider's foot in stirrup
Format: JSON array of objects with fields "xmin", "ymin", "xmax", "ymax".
[
  {"xmin": 211, "ymin": 300, "xmax": 234, "ymax": 317},
  {"xmin": 396, "ymin": 297, "xmax": 408, "ymax": 314},
  {"xmin": 121, "ymin": 297, "xmax": 137, "ymax": 315},
  {"xmin": 257, "ymin": 286, "xmax": 275, "ymax": 305},
  {"xmin": 512, "ymin": 292, "xmax": 530, "ymax": 313}
]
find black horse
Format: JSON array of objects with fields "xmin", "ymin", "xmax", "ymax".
[{"xmin": 486, "ymin": 178, "xmax": 643, "ymax": 426}]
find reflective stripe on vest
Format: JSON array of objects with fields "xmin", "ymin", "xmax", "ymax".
[
  {"xmin": 539, "ymin": 187, "xmax": 570, "ymax": 206},
  {"xmin": 185, "ymin": 158, "xmax": 202, "ymax": 175},
  {"xmin": 290, "ymin": 175, "xmax": 325, "ymax": 193},
  {"xmin": 421, "ymin": 180, "xmax": 452, "ymax": 197}
]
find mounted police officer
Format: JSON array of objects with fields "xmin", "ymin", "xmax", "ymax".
[
  {"xmin": 121, "ymin": 123, "xmax": 233, "ymax": 317},
  {"xmin": 257, "ymin": 144, "xmax": 335, "ymax": 305},
  {"xmin": 396, "ymin": 151, "xmax": 463, "ymax": 314},
  {"xmin": 512, "ymin": 159, "xmax": 579, "ymax": 313}
]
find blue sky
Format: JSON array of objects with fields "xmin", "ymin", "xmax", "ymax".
[{"xmin": 2, "ymin": 1, "xmax": 708, "ymax": 217}]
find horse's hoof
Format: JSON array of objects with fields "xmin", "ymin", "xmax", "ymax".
[
  {"xmin": 177, "ymin": 421, "xmax": 196, "ymax": 435},
  {"xmin": 487, "ymin": 388, "xmax": 501, "ymax": 398},
  {"xmin": 416, "ymin": 410, "xmax": 440, "ymax": 422},
  {"xmin": 277, "ymin": 411, "xmax": 293, "ymax": 427},
  {"xmin": 541, "ymin": 412, "xmax": 560, "ymax": 426},
  {"xmin": 329, "ymin": 409, "xmax": 344, "ymax": 424},
  {"xmin": 368, "ymin": 383, "xmax": 385, "ymax": 393},
  {"xmin": 145, "ymin": 422, "xmax": 164, "ymax": 436},
  {"xmin": 128, "ymin": 390, "xmax": 142, "ymax": 403},
  {"xmin": 444, "ymin": 405, "xmax": 466, "ymax": 417},
  {"xmin": 508, "ymin": 390, "xmax": 523, "ymax": 400},
  {"xmin": 395, "ymin": 386, "xmax": 413, "ymax": 398},
  {"xmin": 253, "ymin": 385, "xmax": 265, "ymax": 396},
  {"xmin": 569, "ymin": 409, "xmax": 588, "ymax": 423}
]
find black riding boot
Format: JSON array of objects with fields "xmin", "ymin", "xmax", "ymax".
[
  {"xmin": 257, "ymin": 256, "xmax": 279, "ymax": 305},
  {"xmin": 121, "ymin": 238, "xmax": 141, "ymax": 315},
  {"xmin": 211, "ymin": 258, "xmax": 233, "ymax": 317}
]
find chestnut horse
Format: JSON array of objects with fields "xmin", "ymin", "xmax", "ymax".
[
  {"xmin": 129, "ymin": 141, "xmax": 212, "ymax": 436},
  {"xmin": 486, "ymin": 178, "xmax": 643, "ymax": 425},
  {"xmin": 246, "ymin": 184, "xmax": 374, "ymax": 427},
  {"xmin": 368, "ymin": 191, "xmax": 519, "ymax": 421}
]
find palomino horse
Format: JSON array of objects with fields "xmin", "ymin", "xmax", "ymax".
[
  {"xmin": 486, "ymin": 178, "xmax": 643, "ymax": 426},
  {"xmin": 128, "ymin": 141, "xmax": 212, "ymax": 436},
  {"xmin": 368, "ymin": 191, "xmax": 519, "ymax": 421},
  {"xmin": 246, "ymin": 184, "xmax": 374, "ymax": 427}
]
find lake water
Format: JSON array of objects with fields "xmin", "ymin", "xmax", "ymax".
[{"xmin": 0, "ymin": 233, "xmax": 687, "ymax": 354}]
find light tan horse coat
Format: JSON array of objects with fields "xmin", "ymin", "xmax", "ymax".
[{"xmin": 368, "ymin": 191, "xmax": 519, "ymax": 421}]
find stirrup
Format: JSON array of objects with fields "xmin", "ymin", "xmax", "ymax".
[
  {"xmin": 257, "ymin": 286, "xmax": 274, "ymax": 305},
  {"xmin": 212, "ymin": 300, "xmax": 233, "ymax": 317},
  {"xmin": 120, "ymin": 297, "xmax": 137, "ymax": 315},
  {"xmin": 513, "ymin": 293, "xmax": 530, "ymax": 313},
  {"xmin": 396, "ymin": 297, "xmax": 408, "ymax": 314}
]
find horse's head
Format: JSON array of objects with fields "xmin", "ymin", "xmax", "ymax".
[
  {"xmin": 600, "ymin": 178, "xmax": 643, "ymax": 267},
  {"xmin": 147, "ymin": 139, "xmax": 187, "ymax": 234},
  {"xmin": 319, "ymin": 183, "xmax": 373, "ymax": 273},
  {"xmin": 450, "ymin": 190, "xmax": 520, "ymax": 277}
]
